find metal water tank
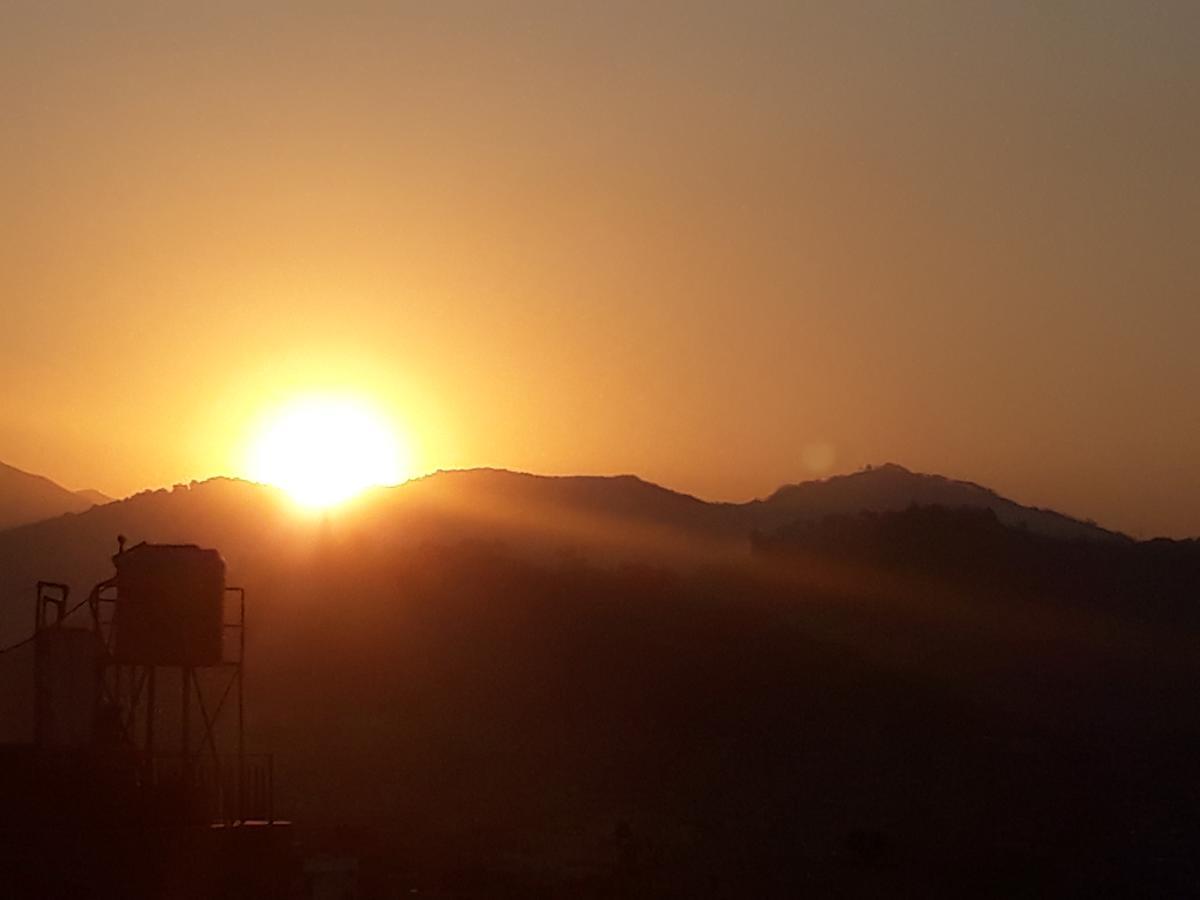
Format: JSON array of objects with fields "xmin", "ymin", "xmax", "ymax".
[{"xmin": 113, "ymin": 544, "xmax": 225, "ymax": 666}]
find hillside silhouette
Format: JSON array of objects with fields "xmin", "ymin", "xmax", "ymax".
[
  {"xmin": 73, "ymin": 487, "xmax": 114, "ymax": 507},
  {"xmin": 755, "ymin": 504, "xmax": 1198, "ymax": 625},
  {"xmin": 0, "ymin": 462, "xmax": 1128, "ymax": 554},
  {"xmin": 752, "ymin": 463, "xmax": 1126, "ymax": 541},
  {"xmin": 0, "ymin": 461, "xmax": 110, "ymax": 531},
  {"xmin": 1, "ymin": 467, "xmax": 1198, "ymax": 896}
]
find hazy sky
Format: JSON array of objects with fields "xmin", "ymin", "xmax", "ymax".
[{"xmin": 2, "ymin": 1, "xmax": 1197, "ymax": 537}]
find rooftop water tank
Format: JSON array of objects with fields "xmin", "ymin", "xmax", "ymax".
[{"xmin": 112, "ymin": 543, "xmax": 225, "ymax": 666}]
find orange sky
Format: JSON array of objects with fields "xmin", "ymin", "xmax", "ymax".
[{"xmin": 2, "ymin": 2, "xmax": 1198, "ymax": 537}]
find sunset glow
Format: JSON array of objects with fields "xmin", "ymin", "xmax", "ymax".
[
  {"xmin": 246, "ymin": 396, "xmax": 408, "ymax": 508},
  {"xmin": 2, "ymin": 3, "xmax": 1197, "ymax": 538}
]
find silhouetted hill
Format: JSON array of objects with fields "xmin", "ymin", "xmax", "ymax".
[
  {"xmin": 379, "ymin": 468, "xmax": 745, "ymax": 563},
  {"xmin": 400, "ymin": 468, "xmax": 724, "ymax": 527},
  {"xmin": 755, "ymin": 504, "xmax": 1200, "ymax": 625},
  {"xmin": 0, "ymin": 465, "xmax": 1162, "ymax": 641},
  {"xmin": 74, "ymin": 488, "xmax": 113, "ymax": 507},
  {"xmin": 2, "ymin": 468, "xmax": 1198, "ymax": 895},
  {"xmin": 369, "ymin": 464, "xmax": 1133, "ymax": 548},
  {"xmin": 0, "ymin": 461, "xmax": 105, "ymax": 531},
  {"xmin": 752, "ymin": 463, "xmax": 1125, "ymax": 541},
  {"xmin": 362, "ymin": 464, "xmax": 1129, "ymax": 560}
]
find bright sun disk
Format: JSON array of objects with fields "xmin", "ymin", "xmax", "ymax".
[{"xmin": 246, "ymin": 396, "xmax": 407, "ymax": 508}]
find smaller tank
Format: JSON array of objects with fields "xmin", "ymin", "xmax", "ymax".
[{"xmin": 112, "ymin": 543, "xmax": 225, "ymax": 666}]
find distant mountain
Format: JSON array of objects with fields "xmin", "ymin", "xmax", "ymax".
[
  {"xmin": 384, "ymin": 468, "xmax": 742, "ymax": 561},
  {"xmin": 0, "ymin": 461, "xmax": 107, "ymax": 531},
  {"xmin": 386, "ymin": 464, "xmax": 1127, "ymax": 547},
  {"xmin": 0, "ymin": 463, "xmax": 1127, "ymax": 592},
  {"xmin": 0, "ymin": 467, "xmax": 1196, "ymax": 893},
  {"xmin": 399, "ymin": 468, "xmax": 721, "ymax": 527},
  {"xmin": 754, "ymin": 504, "xmax": 1197, "ymax": 624},
  {"xmin": 0, "ymin": 464, "xmax": 1147, "ymax": 645},
  {"xmin": 74, "ymin": 488, "xmax": 112, "ymax": 507},
  {"xmin": 749, "ymin": 463, "xmax": 1126, "ymax": 542}
]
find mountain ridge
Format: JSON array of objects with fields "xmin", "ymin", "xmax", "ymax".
[
  {"xmin": 753, "ymin": 462, "xmax": 1128, "ymax": 543},
  {"xmin": 0, "ymin": 461, "xmax": 1134, "ymax": 544},
  {"xmin": 74, "ymin": 488, "xmax": 113, "ymax": 507},
  {"xmin": 0, "ymin": 461, "xmax": 110, "ymax": 531},
  {"xmin": 0, "ymin": 462, "xmax": 1195, "ymax": 894}
]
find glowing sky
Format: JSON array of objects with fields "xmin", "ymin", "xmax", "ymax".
[{"xmin": 2, "ymin": 2, "xmax": 1197, "ymax": 536}]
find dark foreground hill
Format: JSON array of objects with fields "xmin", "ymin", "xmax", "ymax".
[
  {"xmin": 0, "ymin": 461, "xmax": 110, "ymax": 531},
  {"xmin": 0, "ymin": 470, "xmax": 1197, "ymax": 897}
]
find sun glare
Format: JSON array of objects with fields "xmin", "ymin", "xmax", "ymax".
[{"xmin": 246, "ymin": 396, "xmax": 408, "ymax": 508}]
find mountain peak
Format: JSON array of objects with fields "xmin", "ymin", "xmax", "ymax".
[
  {"xmin": 760, "ymin": 464, "xmax": 1121, "ymax": 542},
  {"xmin": 0, "ymin": 461, "xmax": 98, "ymax": 531}
]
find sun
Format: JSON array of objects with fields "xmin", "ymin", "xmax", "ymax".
[{"xmin": 246, "ymin": 395, "xmax": 409, "ymax": 508}]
